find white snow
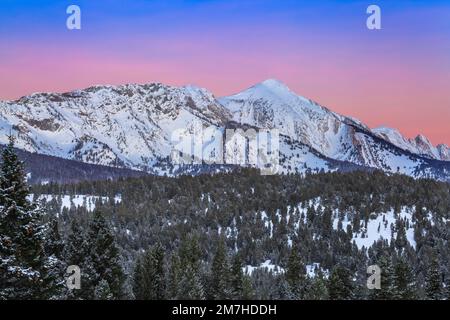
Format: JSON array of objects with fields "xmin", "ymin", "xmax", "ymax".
[
  {"xmin": 243, "ymin": 260, "xmax": 285, "ymax": 275},
  {"xmin": 27, "ymin": 194, "xmax": 122, "ymax": 213}
]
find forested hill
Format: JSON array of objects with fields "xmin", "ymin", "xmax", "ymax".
[
  {"xmin": 33, "ymin": 169, "xmax": 450, "ymax": 299},
  {"xmin": 0, "ymin": 145, "xmax": 147, "ymax": 184}
]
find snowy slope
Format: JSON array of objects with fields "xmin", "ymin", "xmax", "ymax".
[
  {"xmin": 373, "ymin": 127, "xmax": 450, "ymax": 161},
  {"xmin": 0, "ymin": 79, "xmax": 449, "ymax": 181},
  {"xmin": 220, "ymin": 79, "xmax": 450, "ymax": 180},
  {"xmin": 0, "ymin": 83, "xmax": 230, "ymax": 171}
]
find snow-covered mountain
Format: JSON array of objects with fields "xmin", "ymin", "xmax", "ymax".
[
  {"xmin": 373, "ymin": 127, "xmax": 450, "ymax": 161},
  {"xmin": 0, "ymin": 79, "xmax": 449, "ymax": 181},
  {"xmin": 220, "ymin": 79, "xmax": 450, "ymax": 180},
  {"xmin": 0, "ymin": 83, "xmax": 230, "ymax": 172}
]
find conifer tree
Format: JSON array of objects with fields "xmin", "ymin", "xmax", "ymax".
[
  {"xmin": 132, "ymin": 243, "xmax": 166, "ymax": 300},
  {"xmin": 444, "ymin": 275, "xmax": 450, "ymax": 300},
  {"xmin": 370, "ymin": 255, "xmax": 395, "ymax": 300},
  {"xmin": 41, "ymin": 218, "xmax": 66, "ymax": 299},
  {"xmin": 425, "ymin": 254, "xmax": 443, "ymax": 300},
  {"xmin": 94, "ymin": 279, "xmax": 113, "ymax": 300},
  {"xmin": 167, "ymin": 253, "xmax": 181, "ymax": 299},
  {"xmin": 64, "ymin": 220, "xmax": 91, "ymax": 299},
  {"xmin": 285, "ymin": 245, "xmax": 306, "ymax": 299},
  {"xmin": 86, "ymin": 210, "xmax": 124, "ymax": 299},
  {"xmin": 241, "ymin": 275, "xmax": 255, "ymax": 300},
  {"xmin": 178, "ymin": 235, "xmax": 205, "ymax": 300},
  {"xmin": 230, "ymin": 254, "xmax": 244, "ymax": 299},
  {"xmin": 393, "ymin": 257, "xmax": 417, "ymax": 300},
  {"xmin": 328, "ymin": 265, "xmax": 354, "ymax": 300},
  {"xmin": 209, "ymin": 239, "xmax": 232, "ymax": 299},
  {"xmin": 132, "ymin": 256, "xmax": 145, "ymax": 299},
  {"xmin": 0, "ymin": 136, "xmax": 59, "ymax": 299},
  {"xmin": 304, "ymin": 272, "xmax": 329, "ymax": 300}
]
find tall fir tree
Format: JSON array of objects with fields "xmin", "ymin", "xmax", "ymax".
[
  {"xmin": 370, "ymin": 255, "xmax": 395, "ymax": 300},
  {"xmin": 285, "ymin": 245, "xmax": 305, "ymax": 299},
  {"xmin": 328, "ymin": 265, "xmax": 354, "ymax": 300},
  {"xmin": 41, "ymin": 218, "xmax": 66, "ymax": 299},
  {"xmin": 304, "ymin": 272, "xmax": 329, "ymax": 300},
  {"xmin": 167, "ymin": 253, "xmax": 181, "ymax": 299},
  {"xmin": 393, "ymin": 257, "xmax": 417, "ymax": 300},
  {"xmin": 425, "ymin": 254, "xmax": 443, "ymax": 300},
  {"xmin": 63, "ymin": 220, "xmax": 91, "ymax": 299},
  {"xmin": 178, "ymin": 235, "xmax": 205, "ymax": 300},
  {"xmin": 86, "ymin": 210, "xmax": 124, "ymax": 299},
  {"xmin": 444, "ymin": 275, "xmax": 450, "ymax": 300},
  {"xmin": 230, "ymin": 254, "xmax": 244, "ymax": 299},
  {"xmin": 94, "ymin": 279, "xmax": 113, "ymax": 300},
  {"xmin": 132, "ymin": 243, "xmax": 166, "ymax": 300},
  {"xmin": 208, "ymin": 239, "xmax": 232, "ymax": 299},
  {"xmin": 0, "ymin": 136, "xmax": 60, "ymax": 299},
  {"xmin": 132, "ymin": 256, "xmax": 145, "ymax": 299}
]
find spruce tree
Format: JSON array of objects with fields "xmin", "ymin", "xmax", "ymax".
[
  {"xmin": 86, "ymin": 210, "xmax": 124, "ymax": 299},
  {"xmin": 94, "ymin": 279, "xmax": 113, "ymax": 300},
  {"xmin": 0, "ymin": 136, "xmax": 59, "ymax": 299},
  {"xmin": 178, "ymin": 235, "xmax": 205, "ymax": 300},
  {"xmin": 425, "ymin": 254, "xmax": 443, "ymax": 300},
  {"xmin": 167, "ymin": 253, "xmax": 181, "ymax": 299},
  {"xmin": 132, "ymin": 256, "xmax": 145, "ymax": 299},
  {"xmin": 230, "ymin": 254, "xmax": 244, "ymax": 299},
  {"xmin": 393, "ymin": 257, "xmax": 417, "ymax": 300},
  {"xmin": 41, "ymin": 218, "xmax": 66, "ymax": 299},
  {"xmin": 285, "ymin": 245, "xmax": 305, "ymax": 299},
  {"xmin": 64, "ymin": 220, "xmax": 91, "ymax": 299},
  {"xmin": 151, "ymin": 243, "xmax": 166, "ymax": 299},
  {"xmin": 241, "ymin": 275, "xmax": 255, "ymax": 300},
  {"xmin": 444, "ymin": 275, "xmax": 450, "ymax": 300},
  {"xmin": 304, "ymin": 272, "xmax": 329, "ymax": 300},
  {"xmin": 328, "ymin": 265, "xmax": 354, "ymax": 300},
  {"xmin": 370, "ymin": 255, "xmax": 395, "ymax": 300},
  {"xmin": 132, "ymin": 243, "xmax": 166, "ymax": 300},
  {"xmin": 209, "ymin": 239, "xmax": 231, "ymax": 299}
]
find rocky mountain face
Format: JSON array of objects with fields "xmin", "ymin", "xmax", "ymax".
[
  {"xmin": 1, "ymin": 79, "xmax": 449, "ymax": 182},
  {"xmin": 220, "ymin": 79, "xmax": 450, "ymax": 180},
  {"xmin": 373, "ymin": 127, "xmax": 450, "ymax": 161}
]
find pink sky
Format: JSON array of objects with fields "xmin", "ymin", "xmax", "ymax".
[{"xmin": 1, "ymin": 4, "xmax": 449, "ymax": 146}]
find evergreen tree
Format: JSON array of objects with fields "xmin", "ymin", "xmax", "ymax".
[
  {"xmin": 94, "ymin": 279, "xmax": 113, "ymax": 300},
  {"xmin": 370, "ymin": 255, "xmax": 395, "ymax": 300},
  {"xmin": 209, "ymin": 239, "xmax": 231, "ymax": 299},
  {"xmin": 132, "ymin": 256, "xmax": 145, "ymax": 299},
  {"xmin": 285, "ymin": 246, "xmax": 305, "ymax": 299},
  {"xmin": 393, "ymin": 257, "xmax": 417, "ymax": 300},
  {"xmin": 167, "ymin": 253, "xmax": 181, "ymax": 299},
  {"xmin": 64, "ymin": 212, "xmax": 124, "ymax": 300},
  {"xmin": 230, "ymin": 254, "xmax": 244, "ymax": 299},
  {"xmin": 63, "ymin": 220, "xmax": 91, "ymax": 299},
  {"xmin": 86, "ymin": 210, "xmax": 124, "ymax": 299},
  {"xmin": 425, "ymin": 254, "xmax": 443, "ymax": 300},
  {"xmin": 241, "ymin": 275, "xmax": 255, "ymax": 300},
  {"xmin": 132, "ymin": 243, "xmax": 166, "ymax": 300},
  {"xmin": 41, "ymin": 218, "xmax": 66, "ymax": 299},
  {"xmin": 0, "ymin": 136, "xmax": 58, "ymax": 299},
  {"xmin": 304, "ymin": 272, "xmax": 329, "ymax": 300},
  {"xmin": 328, "ymin": 265, "xmax": 354, "ymax": 300},
  {"xmin": 444, "ymin": 275, "xmax": 450, "ymax": 300},
  {"xmin": 178, "ymin": 235, "xmax": 205, "ymax": 300}
]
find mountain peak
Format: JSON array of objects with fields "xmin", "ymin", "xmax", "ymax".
[
  {"xmin": 258, "ymin": 79, "xmax": 291, "ymax": 92},
  {"xmin": 414, "ymin": 134, "xmax": 432, "ymax": 145}
]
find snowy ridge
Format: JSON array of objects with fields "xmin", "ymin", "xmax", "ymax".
[
  {"xmin": 373, "ymin": 127, "xmax": 450, "ymax": 161},
  {"xmin": 0, "ymin": 79, "xmax": 449, "ymax": 181}
]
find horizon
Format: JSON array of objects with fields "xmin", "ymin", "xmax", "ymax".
[
  {"xmin": 0, "ymin": 0, "xmax": 449, "ymax": 145},
  {"xmin": 1, "ymin": 77, "xmax": 447, "ymax": 147}
]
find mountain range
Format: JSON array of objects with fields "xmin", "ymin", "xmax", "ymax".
[{"xmin": 1, "ymin": 79, "xmax": 449, "ymax": 182}]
